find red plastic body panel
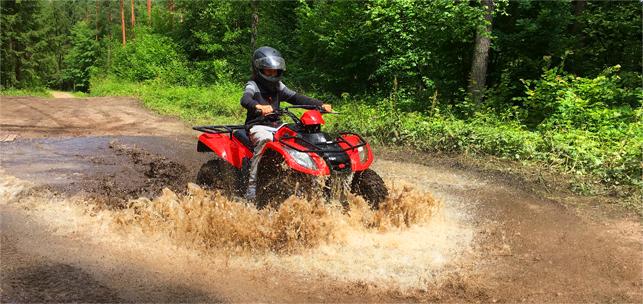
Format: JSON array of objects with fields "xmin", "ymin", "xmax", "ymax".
[
  {"xmin": 197, "ymin": 133, "xmax": 253, "ymax": 168},
  {"xmin": 261, "ymin": 142, "xmax": 330, "ymax": 176},
  {"xmin": 267, "ymin": 125, "xmax": 330, "ymax": 176},
  {"xmin": 338, "ymin": 134, "xmax": 373, "ymax": 172},
  {"xmin": 300, "ymin": 110, "xmax": 325, "ymax": 126}
]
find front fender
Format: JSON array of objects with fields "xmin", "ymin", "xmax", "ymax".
[
  {"xmin": 338, "ymin": 134, "xmax": 373, "ymax": 172},
  {"xmin": 261, "ymin": 142, "xmax": 330, "ymax": 176}
]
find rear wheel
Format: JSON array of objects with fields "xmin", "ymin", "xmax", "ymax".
[
  {"xmin": 350, "ymin": 169, "xmax": 388, "ymax": 209},
  {"xmin": 196, "ymin": 158, "xmax": 236, "ymax": 195}
]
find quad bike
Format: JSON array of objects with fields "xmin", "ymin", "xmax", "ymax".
[{"xmin": 193, "ymin": 105, "xmax": 388, "ymax": 209}]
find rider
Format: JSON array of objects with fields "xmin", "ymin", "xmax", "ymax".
[{"xmin": 240, "ymin": 46, "xmax": 332, "ymax": 200}]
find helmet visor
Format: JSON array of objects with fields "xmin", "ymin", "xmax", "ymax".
[{"xmin": 254, "ymin": 56, "xmax": 286, "ymax": 71}]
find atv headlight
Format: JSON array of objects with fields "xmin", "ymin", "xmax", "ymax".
[
  {"xmin": 284, "ymin": 146, "xmax": 318, "ymax": 170},
  {"xmin": 357, "ymin": 146, "xmax": 368, "ymax": 163}
]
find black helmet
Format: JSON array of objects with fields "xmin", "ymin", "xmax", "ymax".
[{"xmin": 252, "ymin": 46, "xmax": 286, "ymax": 92}]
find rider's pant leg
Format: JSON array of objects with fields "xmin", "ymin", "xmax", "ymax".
[{"xmin": 246, "ymin": 125, "xmax": 277, "ymax": 199}]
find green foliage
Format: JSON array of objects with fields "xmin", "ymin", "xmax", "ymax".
[
  {"xmin": 172, "ymin": 0, "xmax": 252, "ymax": 83},
  {"xmin": 570, "ymin": 1, "xmax": 642, "ymax": 75},
  {"xmin": 293, "ymin": 0, "xmax": 483, "ymax": 100},
  {"xmin": 39, "ymin": 0, "xmax": 82, "ymax": 89},
  {"xmin": 1, "ymin": 0, "xmax": 49, "ymax": 88},
  {"xmin": 489, "ymin": 0, "xmax": 642, "ymax": 103},
  {"xmin": 332, "ymin": 101, "xmax": 542, "ymax": 160},
  {"xmin": 514, "ymin": 65, "xmax": 642, "ymax": 188},
  {"xmin": 334, "ymin": 97, "xmax": 641, "ymax": 195},
  {"xmin": 62, "ymin": 21, "xmax": 98, "ymax": 92},
  {"xmin": 293, "ymin": 0, "xmax": 379, "ymax": 93},
  {"xmin": 0, "ymin": 87, "xmax": 51, "ymax": 97},
  {"xmin": 516, "ymin": 65, "xmax": 640, "ymax": 128},
  {"xmin": 111, "ymin": 29, "xmax": 201, "ymax": 85},
  {"xmin": 366, "ymin": 0, "xmax": 482, "ymax": 100},
  {"xmin": 110, "ymin": 28, "xmax": 200, "ymax": 86}
]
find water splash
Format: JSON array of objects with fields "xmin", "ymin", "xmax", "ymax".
[{"xmin": 114, "ymin": 182, "xmax": 441, "ymax": 253}]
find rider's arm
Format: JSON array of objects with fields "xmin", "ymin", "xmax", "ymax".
[
  {"xmin": 280, "ymin": 83, "xmax": 323, "ymax": 107},
  {"xmin": 240, "ymin": 82, "xmax": 259, "ymax": 110}
]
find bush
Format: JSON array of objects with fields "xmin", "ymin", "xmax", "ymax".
[
  {"xmin": 110, "ymin": 28, "xmax": 201, "ymax": 86},
  {"xmin": 332, "ymin": 94, "xmax": 641, "ymax": 193},
  {"xmin": 516, "ymin": 65, "xmax": 640, "ymax": 129},
  {"xmin": 514, "ymin": 65, "xmax": 642, "ymax": 188}
]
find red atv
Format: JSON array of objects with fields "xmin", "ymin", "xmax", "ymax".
[{"xmin": 193, "ymin": 105, "xmax": 388, "ymax": 209}]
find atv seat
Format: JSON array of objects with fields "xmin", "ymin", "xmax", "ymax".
[{"xmin": 233, "ymin": 129, "xmax": 253, "ymax": 149}]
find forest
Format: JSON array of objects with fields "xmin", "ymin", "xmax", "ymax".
[{"xmin": 1, "ymin": 0, "xmax": 641, "ymax": 205}]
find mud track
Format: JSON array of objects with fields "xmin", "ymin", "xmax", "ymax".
[{"xmin": 1, "ymin": 95, "xmax": 641, "ymax": 302}]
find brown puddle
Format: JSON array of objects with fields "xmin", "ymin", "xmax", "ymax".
[{"xmin": 1, "ymin": 170, "xmax": 475, "ymax": 292}]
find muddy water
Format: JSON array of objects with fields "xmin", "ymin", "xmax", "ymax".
[
  {"xmin": 1, "ymin": 136, "xmax": 209, "ymax": 205},
  {"xmin": 1, "ymin": 159, "xmax": 475, "ymax": 300}
]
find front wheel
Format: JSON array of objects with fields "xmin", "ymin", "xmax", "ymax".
[
  {"xmin": 350, "ymin": 169, "xmax": 388, "ymax": 209},
  {"xmin": 255, "ymin": 151, "xmax": 316, "ymax": 209}
]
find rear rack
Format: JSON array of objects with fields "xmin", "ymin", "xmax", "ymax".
[
  {"xmin": 279, "ymin": 132, "xmax": 367, "ymax": 153},
  {"xmin": 192, "ymin": 125, "xmax": 246, "ymax": 139}
]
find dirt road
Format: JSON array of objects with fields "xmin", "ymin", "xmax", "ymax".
[{"xmin": 1, "ymin": 95, "xmax": 641, "ymax": 302}]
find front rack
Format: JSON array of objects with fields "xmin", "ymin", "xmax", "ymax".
[{"xmin": 278, "ymin": 132, "xmax": 367, "ymax": 153}]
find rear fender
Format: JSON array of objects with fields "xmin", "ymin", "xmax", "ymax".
[
  {"xmin": 197, "ymin": 133, "xmax": 253, "ymax": 169},
  {"xmin": 338, "ymin": 134, "xmax": 373, "ymax": 172},
  {"xmin": 261, "ymin": 141, "xmax": 330, "ymax": 176}
]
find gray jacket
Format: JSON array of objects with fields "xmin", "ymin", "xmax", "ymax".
[{"xmin": 240, "ymin": 80, "xmax": 322, "ymax": 125}]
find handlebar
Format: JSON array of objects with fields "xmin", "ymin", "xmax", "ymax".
[
  {"xmin": 284, "ymin": 105, "xmax": 339, "ymax": 114},
  {"xmin": 247, "ymin": 105, "xmax": 339, "ymax": 126}
]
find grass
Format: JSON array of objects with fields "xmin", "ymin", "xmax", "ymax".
[
  {"xmin": 90, "ymin": 76, "xmax": 244, "ymax": 125},
  {"xmin": 0, "ymin": 87, "xmax": 52, "ymax": 98},
  {"xmin": 71, "ymin": 91, "xmax": 89, "ymax": 98}
]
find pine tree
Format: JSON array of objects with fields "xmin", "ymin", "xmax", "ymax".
[
  {"xmin": 62, "ymin": 21, "xmax": 98, "ymax": 91},
  {"xmin": 0, "ymin": 0, "xmax": 48, "ymax": 88}
]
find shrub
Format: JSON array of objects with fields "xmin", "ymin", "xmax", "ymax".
[
  {"xmin": 110, "ymin": 28, "xmax": 201, "ymax": 86},
  {"xmin": 332, "ymin": 96, "xmax": 641, "ymax": 192}
]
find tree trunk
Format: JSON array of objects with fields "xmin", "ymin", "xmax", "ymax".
[
  {"xmin": 95, "ymin": 0, "xmax": 100, "ymax": 41},
  {"xmin": 571, "ymin": 0, "xmax": 586, "ymax": 34},
  {"xmin": 120, "ymin": 0, "xmax": 126, "ymax": 47},
  {"xmin": 168, "ymin": 0, "xmax": 174, "ymax": 27},
  {"xmin": 15, "ymin": 50, "xmax": 21, "ymax": 85},
  {"xmin": 108, "ymin": 0, "xmax": 112, "ymax": 24},
  {"xmin": 250, "ymin": 0, "xmax": 259, "ymax": 50},
  {"xmin": 147, "ymin": 0, "xmax": 151, "ymax": 24},
  {"xmin": 468, "ymin": 0, "xmax": 494, "ymax": 104},
  {"xmin": 130, "ymin": 0, "xmax": 135, "ymax": 28}
]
